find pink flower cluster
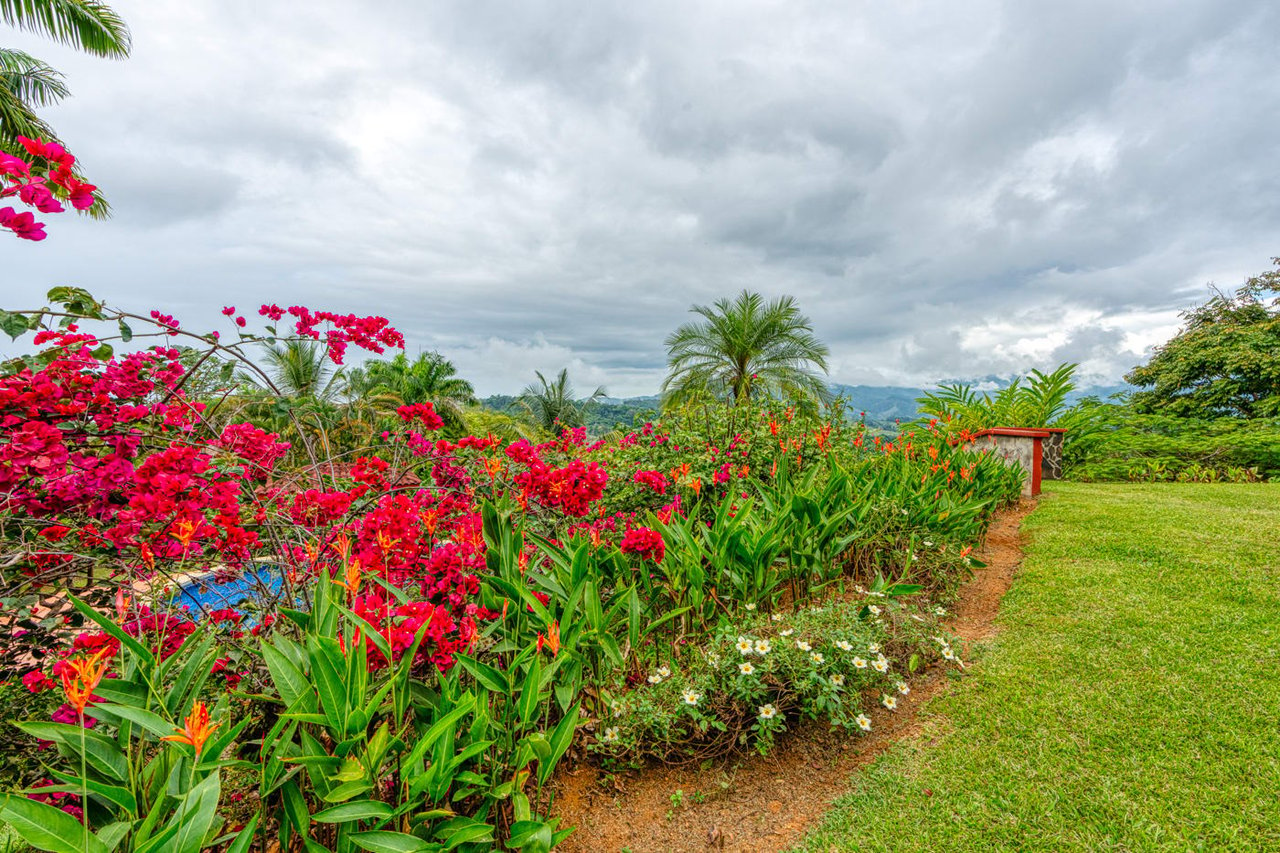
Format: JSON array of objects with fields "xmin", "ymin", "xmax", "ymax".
[
  {"xmin": 505, "ymin": 439, "xmax": 609, "ymax": 517},
  {"xmin": 1, "ymin": 137, "xmax": 97, "ymax": 240},
  {"xmin": 620, "ymin": 526, "xmax": 665, "ymax": 563},
  {"xmin": 258, "ymin": 304, "xmax": 405, "ymax": 363}
]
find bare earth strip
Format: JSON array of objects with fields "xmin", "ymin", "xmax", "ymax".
[{"xmin": 552, "ymin": 498, "xmax": 1036, "ymax": 853}]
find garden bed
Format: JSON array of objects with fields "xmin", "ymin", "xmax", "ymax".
[{"xmin": 551, "ymin": 499, "xmax": 1033, "ymax": 852}]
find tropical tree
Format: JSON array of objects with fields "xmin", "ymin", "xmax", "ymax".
[
  {"xmin": 2, "ymin": 0, "xmax": 131, "ymax": 213},
  {"xmin": 344, "ymin": 350, "xmax": 477, "ymax": 434},
  {"xmin": 515, "ymin": 368, "xmax": 605, "ymax": 434},
  {"xmin": 916, "ymin": 363, "xmax": 1081, "ymax": 431},
  {"xmin": 661, "ymin": 290, "xmax": 830, "ymax": 409},
  {"xmin": 255, "ymin": 338, "xmax": 344, "ymax": 400},
  {"xmin": 1126, "ymin": 259, "xmax": 1280, "ymax": 419}
]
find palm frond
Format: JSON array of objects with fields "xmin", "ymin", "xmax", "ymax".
[{"xmin": 0, "ymin": 0, "xmax": 131, "ymax": 58}]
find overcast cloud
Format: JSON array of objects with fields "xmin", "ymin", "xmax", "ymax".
[{"xmin": 4, "ymin": 0, "xmax": 1278, "ymax": 395}]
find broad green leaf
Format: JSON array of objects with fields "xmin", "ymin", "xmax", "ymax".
[
  {"xmin": 349, "ymin": 830, "xmax": 437, "ymax": 853},
  {"xmin": 313, "ymin": 799, "xmax": 394, "ymax": 823},
  {"xmin": 0, "ymin": 794, "xmax": 110, "ymax": 853}
]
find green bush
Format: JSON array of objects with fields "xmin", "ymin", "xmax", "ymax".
[{"xmin": 1066, "ymin": 406, "xmax": 1280, "ymax": 481}]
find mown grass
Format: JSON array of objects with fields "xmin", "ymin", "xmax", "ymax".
[{"xmin": 796, "ymin": 482, "xmax": 1280, "ymax": 852}]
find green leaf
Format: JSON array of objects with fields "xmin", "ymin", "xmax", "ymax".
[
  {"xmin": 0, "ymin": 310, "xmax": 30, "ymax": 340},
  {"xmin": 94, "ymin": 702, "xmax": 174, "ymax": 739},
  {"xmin": 263, "ymin": 637, "xmax": 312, "ymax": 711},
  {"xmin": 42, "ymin": 773, "xmax": 137, "ymax": 816},
  {"xmin": 117, "ymin": 319, "xmax": 133, "ymax": 342},
  {"xmin": 313, "ymin": 799, "xmax": 394, "ymax": 823},
  {"xmin": 454, "ymin": 654, "xmax": 509, "ymax": 695},
  {"xmin": 349, "ymin": 830, "xmax": 437, "ymax": 853},
  {"xmin": 16, "ymin": 722, "xmax": 129, "ymax": 782},
  {"xmin": 518, "ymin": 656, "xmax": 543, "ymax": 727},
  {"xmin": 167, "ymin": 771, "xmax": 221, "ymax": 853},
  {"xmin": 0, "ymin": 794, "xmax": 110, "ymax": 853}
]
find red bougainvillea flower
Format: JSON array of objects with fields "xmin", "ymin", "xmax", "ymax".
[
  {"xmin": 397, "ymin": 402, "xmax": 444, "ymax": 431},
  {"xmin": 620, "ymin": 527, "xmax": 665, "ymax": 563},
  {"xmin": 163, "ymin": 700, "xmax": 221, "ymax": 758},
  {"xmin": 633, "ymin": 469, "xmax": 668, "ymax": 495}
]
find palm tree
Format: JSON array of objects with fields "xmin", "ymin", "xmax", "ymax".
[
  {"xmin": 2, "ymin": 0, "xmax": 131, "ymax": 215},
  {"xmin": 256, "ymin": 339, "xmax": 344, "ymax": 400},
  {"xmin": 662, "ymin": 290, "xmax": 831, "ymax": 408},
  {"xmin": 344, "ymin": 351, "xmax": 477, "ymax": 434},
  {"xmin": 515, "ymin": 368, "xmax": 605, "ymax": 434}
]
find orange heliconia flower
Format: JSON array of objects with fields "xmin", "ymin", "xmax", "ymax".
[
  {"xmin": 536, "ymin": 620, "xmax": 561, "ymax": 656},
  {"xmin": 483, "ymin": 457, "xmax": 504, "ymax": 480},
  {"xmin": 61, "ymin": 647, "xmax": 113, "ymax": 716},
  {"xmin": 337, "ymin": 558, "xmax": 362, "ymax": 597},
  {"xmin": 689, "ymin": 478, "xmax": 702, "ymax": 496},
  {"xmin": 172, "ymin": 518, "xmax": 199, "ymax": 548},
  {"xmin": 163, "ymin": 701, "xmax": 221, "ymax": 758}
]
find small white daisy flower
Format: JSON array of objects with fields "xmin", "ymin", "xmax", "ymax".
[
  {"xmin": 942, "ymin": 647, "xmax": 956, "ymax": 661},
  {"xmin": 867, "ymin": 642, "xmax": 880, "ymax": 654},
  {"xmin": 830, "ymin": 673, "xmax": 845, "ymax": 688},
  {"xmin": 796, "ymin": 640, "xmax": 812, "ymax": 652},
  {"xmin": 856, "ymin": 713, "xmax": 872, "ymax": 731},
  {"xmin": 934, "ymin": 606, "xmax": 947, "ymax": 617},
  {"xmin": 682, "ymin": 689, "xmax": 700, "ymax": 706},
  {"xmin": 882, "ymin": 694, "xmax": 898, "ymax": 710},
  {"xmin": 924, "ymin": 539, "xmax": 934, "ymax": 548},
  {"xmin": 745, "ymin": 602, "xmax": 757, "ymax": 611},
  {"xmin": 933, "ymin": 636, "xmax": 948, "ymax": 646},
  {"xmin": 736, "ymin": 636, "xmax": 754, "ymax": 655},
  {"xmin": 810, "ymin": 651, "xmax": 825, "ymax": 664},
  {"xmin": 869, "ymin": 605, "xmax": 882, "ymax": 616},
  {"xmin": 647, "ymin": 673, "xmax": 663, "ymax": 684},
  {"xmin": 610, "ymin": 699, "xmax": 623, "ymax": 717},
  {"xmin": 771, "ymin": 612, "xmax": 784, "ymax": 622},
  {"xmin": 779, "ymin": 628, "xmax": 794, "ymax": 637},
  {"xmin": 754, "ymin": 639, "xmax": 771, "ymax": 655},
  {"xmin": 872, "ymin": 657, "xmax": 889, "ymax": 673},
  {"xmin": 658, "ymin": 665, "xmax": 671, "ymax": 678},
  {"xmin": 601, "ymin": 726, "xmax": 620, "ymax": 743},
  {"xmin": 758, "ymin": 703, "xmax": 778, "ymax": 720},
  {"xmin": 835, "ymin": 640, "xmax": 853, "ymax": 652},
  {"xmin": 897, "ymin": 681, "xmax": 910, "ymax": 695},
  {"xmin": 852, "ymin": 656, "xmax": 868, "ymax": 669},
  {"xmin": 739, "ymin": 661, "xmax": 755, "ymax": 676}
]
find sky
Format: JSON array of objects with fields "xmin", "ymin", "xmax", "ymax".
[{"xmin": 4, "ymin": 0, "xmax": 1279, "ymax": 397}]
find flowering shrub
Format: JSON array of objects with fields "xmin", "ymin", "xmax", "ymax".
[
  {"xmin": 1, "ymin": 290, "xmax": 1024, "ymax": 850},
  {"xmin": 590, "ymin": 582, "xmax": 960, "ymax": 763}
]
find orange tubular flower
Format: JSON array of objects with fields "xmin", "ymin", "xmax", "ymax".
[
  {"xmin": 689, "ymin": 478, "xmax": 702, "ymax": 496},
  {"xmin": 337, "ymin": 557, "xmax": 362, "ymax": 597},
  {"xmin": 536, "ymin": 620, "xmax": 561, "ymax": 656},
  {"xmin": 163, "ymin": 700, "xmax": 221, "ymax": 759},
  {"xmin": 172, "ymin": 518, "xmax": 198, "ymax": 548},
  {"xmin": 60, "ymin": 647, "xmax": 113, "ymax": 716}
]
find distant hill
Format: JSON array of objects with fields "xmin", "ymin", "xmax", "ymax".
[{"xmin": 481, "ymin": 381, "xmax": 1133, "ymax": 436}]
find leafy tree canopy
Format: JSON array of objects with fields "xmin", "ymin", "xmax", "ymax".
[{"xmin": 1127, "ymin": 259, "xmax": 1280, "ymax": 419}]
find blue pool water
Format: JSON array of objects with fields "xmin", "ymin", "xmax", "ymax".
[{"xmin": 175, "ymin": 565, "xmax": 288, "ymax": 620}]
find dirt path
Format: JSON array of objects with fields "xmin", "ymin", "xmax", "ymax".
[{"xmin": 551, "ymin": 498, "xmax": 1035, "ymax": 853}]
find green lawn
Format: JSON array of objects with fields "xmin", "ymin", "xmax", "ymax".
[{"xmin": 797, "ymin": 482, "xmax": 1280, "ymax": 852}]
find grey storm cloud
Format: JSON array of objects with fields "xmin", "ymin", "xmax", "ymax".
[{"xmin": 3, "ymin": 0, "xmax": 1278, "ymax": 395}]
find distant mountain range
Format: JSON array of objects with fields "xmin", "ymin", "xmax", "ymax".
[{"xmin": 482, "ymin": 380, "xmax": 1131, "ymax": 434}]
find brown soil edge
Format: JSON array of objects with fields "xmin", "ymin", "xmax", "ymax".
[{"xmin": 550, "ymin": 498, "xmax": 1036, "ymax": 853}]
